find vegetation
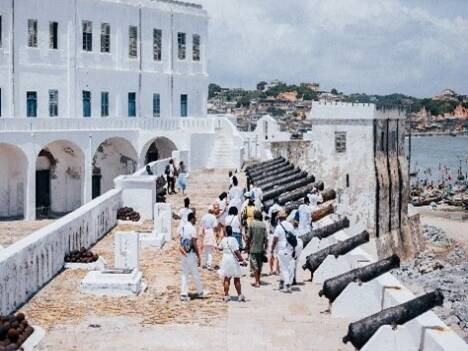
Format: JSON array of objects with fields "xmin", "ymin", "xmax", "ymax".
[{"xmin": 208, "ymin": 83, "xmax": 222, "ymax": 99}]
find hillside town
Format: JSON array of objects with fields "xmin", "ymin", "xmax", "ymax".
[{"xmin": 208, "ymin": 81, "xmax": 468, "ymax": 137}]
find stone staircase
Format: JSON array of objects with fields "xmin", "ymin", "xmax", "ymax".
[{"xmin": 205, "ymin": 133, "xmax": 239, "ymax": 170}]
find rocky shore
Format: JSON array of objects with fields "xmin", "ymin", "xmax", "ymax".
[{"xmin": 394, "ymin": 225, "xmax": 468, "ymax": 341}]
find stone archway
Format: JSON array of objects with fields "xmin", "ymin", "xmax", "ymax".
[
  {"xmin": 0, "ymin": 143, "xmax": 28, "ymax": 219},
  {"xmin": 36, "ymin": 140, "xmax": 85, "ymax": 218},
  {"xmin": 142, "ymin": 137, "xmax": 178, "ymax": 165},
  {"xmin": 92, "ymin": 137, "xmax": 138, "ymax": 198}
]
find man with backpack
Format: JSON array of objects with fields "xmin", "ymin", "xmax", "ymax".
[
  {"xmin": 165, "ymin": 159, "xmax": 177, "ymax": 195},
  {"xmin": 179, "ymin": 212, "xmax": 205, "ymax": 301},
  {"xmin": 271, "ymin": 210, "xmax": 297, "ymax": 293}
]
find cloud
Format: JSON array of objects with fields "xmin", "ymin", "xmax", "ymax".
[{"xmin": 196, "ymin": 0, "xmax": 468, "ymax": 97}]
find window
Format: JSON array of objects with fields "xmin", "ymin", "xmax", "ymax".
[
  {"xmin": 335, "ymin": 131, "xmax": 346, "ymax": 153},
  {"xmin": 192, "ymin": 34, "xmax": 200, "ymax": 61},
  {"xmin": 101, "ymin": 92, "xmax": 109, "ymax": 117},
  {"xmin": 153, "ymin": 93, "xmax": 160, "ymax": 117},
  {"xmin": 82, "ymin": 21, "xmax": 92, "ymax": 51},
  {"xmin": 346, "ymin": 174, "xmax": 350, "ymax": 188},
  {"xmin": 28, "ymin": 19, "xmax": 38, "ymax": 48},
  {"xmin": 101, "ymin": 23, "xmax": 110, "ymax": 53},
  {"xmin": 49, "ymin": 90, "xmax": 58, "ymax": 117},
  {"xmin": 128, "ymin": 92, "xmax": 136, "ymax": 117},
  {"xmin": 153, "ymin": 29, "xmax": 162, "ymax": 61},
  {"xmin": 49, "ymin": 22, "xmax": 58, "ymax": 49},
  {"xmin": 83, "ymin": 91, "xmax": 91, "ymax": 117},
  {"xmin": 26, "ymin": 92, "xmax": 37, "ymax": 117},
  {"xmin": 180, "ymin": 94, "xmax": 188, "ymax": 117},
  {"xmin": 177, "ymin": 32, "xmax": 186, "ymax": 60},
  {"xmin": 129, "ymin": 26, "xmax": 138, "ymax": 58}
]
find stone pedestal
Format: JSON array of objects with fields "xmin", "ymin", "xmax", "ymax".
[
  {"xmin": 81, "ymin": 232, "xmax": 144, "ymax": 296},
  {"xmin": 140, "ymin": 203, "xmax": 172, "ymax": 249}
]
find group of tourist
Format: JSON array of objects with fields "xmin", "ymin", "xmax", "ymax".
[
  {"xmin": 147, "ymin": 159, "xmax": 188, "ymax": 195},
  {"xmin": 177, "ymin": 170, "xmax": 323, "ymax": 302}
]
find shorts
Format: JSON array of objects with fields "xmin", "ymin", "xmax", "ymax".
[{"xmin": 250, "ymin": 253, "xmax": 265, "ymax": 272}]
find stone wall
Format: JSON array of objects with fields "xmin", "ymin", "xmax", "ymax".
[
  {"xmin": 0, "ymin": 189, "xmax": 121, "ymax": 315},
  {"xmin": 270, "ymin": 140, "xmax": 313, "ymax": 174}
]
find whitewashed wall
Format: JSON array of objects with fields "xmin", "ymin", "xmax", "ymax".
[{"xmin": 0, "ymin": 188, "xmax": 121, "ymax": 315}]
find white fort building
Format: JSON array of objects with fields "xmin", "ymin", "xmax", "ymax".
[{"xmin": 0, "ymin": 0, "xmax": 242, "ymax": 221}]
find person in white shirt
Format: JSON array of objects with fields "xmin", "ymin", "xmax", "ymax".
[
  {"xmin": 179, "ymin": 213, "xmax": 205, "ymax": 301},
  {"xmin": 201, "ymin": 206, "xmax": 218, "ymax": 270},
  {"xmin": 224, "ymin": 207, "xmax": 242, "ymax": 249},
  {"xmin": 291, "ymin": 210, "xmax": 303, "ymax": 285},
  {"xmin": 228, "ymin": 176, "xmax": 243, "ymax": 212},
  {"xmin": 271, "ymin": 210, "xmax": 296, "ymax": 293},
  {"xmin": 250, "ymin": 181, "xmax": 263, "ymax": 210},
  {"xmin": 308, "ymin": 189, "xmax": 323, "ymax": 211},
  {"xmin": 297, "ymin": 196, "xmax": 313, "ymax": 237},
  {"xmin": 218, "ymin": 228, "xmax": 247, "ymax": 302},
  {"xmin": 178, "ymin": 197, "xmax": 193, "ymax": 226},
  {"xmin": 215, "ymin": 192, "xmax": 228, "ymax": 238},
  {"xmin": 266, "ymin": 199, "xmax": 282, "ymax": 275}
]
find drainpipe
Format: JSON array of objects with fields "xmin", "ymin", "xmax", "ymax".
[
  {"xmin": 138, "ymin": 3, "xmax": 142, "ymax": 118},
  {"xmin": 170, "ymin": 6, "xmax": 174, "ymax": 119}
]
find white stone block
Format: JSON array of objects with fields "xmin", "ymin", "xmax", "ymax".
[
  {"xmin": 140, "ymin": 232, "xmax": 165, "ymax": 249},
  {"xmin": 81, "ymin": 269, "xmax": 143, "ymax": 296},
  {"xmin": 331, "ymin": 280, "xmax": 383, "ymax": 319},
  {"xmin": 154, "ymin": 202, "xmax": 172, "ymax": 242},
  {"xmin": 22, "ymin": 325, "xmax": 46, "ymax": 351},
  {"xmin": 64, "ymin": 256, "xmax": 107, "ymax": 271},
  {"xmin": 114, "ymin": 232, "xmax": 140, "ymax": 271},
  {"xmin": 313, "ymin": 255, "xmax": 354, "ymax": 284},
  {"xmin": 361, "ymin": 325, "xmax": 419, "ymax": 351}
]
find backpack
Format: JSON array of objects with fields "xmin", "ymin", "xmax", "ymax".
[
  {"xmin": 180, "ymin": 228, "xmax": 194, "ymax": 253},
  {"xmin": 165, "ymin": 164, "xmax": 170, "ymax": 175},
  {"xmin": 280, "ymin": 223, "xmax": 298, "ymax": 249}
]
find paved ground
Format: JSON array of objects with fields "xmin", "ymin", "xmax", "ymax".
[
  {"xmin": 19, "ymin": 169, "xmax": 353, "ymax": 351},
  {"xmin": 0, "ymin": 220, "xmax": 54, "ymax": 247}
]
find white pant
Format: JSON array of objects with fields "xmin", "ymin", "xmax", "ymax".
[
  {"xmin": 294, "ymin": 239, "xmax": 304, "ymax": 281},
  {"xmin": 204, "ymin": 246, "xmax": 213, "ymax": 267},
  {"xmin": 181, "ymin": 252, "xmax": 203, "ymax": 296},
  {"xmin": 278, "ymin": 250, "xmax": 295, "ymax": 286}
]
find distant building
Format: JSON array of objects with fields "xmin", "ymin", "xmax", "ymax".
[
  {"xmin": 433, "ymin": 89, "xmax": 458, "ymax": 101},
  {"xmin": 303, "ymin": 82, "xmax": 320, "ymax": 92}
]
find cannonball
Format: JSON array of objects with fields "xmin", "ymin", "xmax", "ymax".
[
  {"xmin": 5, "ymin": 344, "xmax": 17, "ymax": 351},
  {"xmin": 24, "ymin": 327, "xmax": 33, "ymax": 337},
  {"xmin": 7, "ymin": 329, "xmax": 18, "ymax": 342},
  {"xmin": 19, "ymin": 321, "xmax": 27, "ymax": 329},
  {"xmin": 14, "ymin": 315, "xmax": 23, "ymax": 324}
]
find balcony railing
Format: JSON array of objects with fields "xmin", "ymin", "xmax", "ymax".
[{"xmin": 0, "ymin": 117, "xmax": 216, "ymax": 132}]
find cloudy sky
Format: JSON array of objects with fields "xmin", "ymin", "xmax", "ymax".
[{"xmin": 195, "ymin": 0, "xmax": 468, "ymax": 97}]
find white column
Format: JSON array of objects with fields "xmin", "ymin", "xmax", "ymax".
[
  {"xmin": 25, "ymin": 155, "xmax": 36, "ymax": 220},
  {"xmin": 83, "ymin": 135, "xmax": 93, "ymax": 204}
]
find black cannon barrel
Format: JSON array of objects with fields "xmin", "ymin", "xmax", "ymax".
[
  {"xmin": 260, "ymin": 171, "xmax": 309, "ymax": 191},
  {"xmin": 301, "ymin": 217, "xmax": 350, "ymax": 248},
  {"xmin": 283, "ymin": 188, "xmax": 336, "ymax": 212},
  {"xmin": 250, "ymin": 163, "xmax": 294, "ymax": 182},
  {"xmin": 263, "ymin": 176, "xmax": 316, "ymax": 202},
  {"xmin": 256, "ymin": 168, "xmax": 303, "ymax": 188},
  {"xmin": 277, "ymin": 181, "xmax": 324, "ymax": 205},
  {"xmin": 246, "ymin": 157, "xmax": 284, "ymax": 173},
  {"xmin": 342, "ymin": 289, "xmax": 444, "ymax": 350},
  {"xmin": 247, "ymin": 160, "xmax": 289, "ymax": 177},
  {"xmin": 302, "ymin": 231, "xmax": 370, "ymax": 275},
  {"xmin": 319, "ymin": 255, "xmax": 400, "ymax": 304}
]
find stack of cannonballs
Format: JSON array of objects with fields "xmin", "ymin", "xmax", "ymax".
[
  {"xmin": 64, "ymin": 247, "xmax": 99, "ymax": 264},
  {"xmin": 117, "ymin": 207, "xmax": 141, "ymax": 222},
  {"xmin": 0, "ymin": 313, "xmax": 34, "ymax": 351},
  {"xmin": 156, "ymin": 176, "xmax": 167, "ymax": 203}
]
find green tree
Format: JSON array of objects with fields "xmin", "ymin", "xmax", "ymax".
[{"xmin": 208, "ymin": 83, "xmax": 222, "ymax": 99}]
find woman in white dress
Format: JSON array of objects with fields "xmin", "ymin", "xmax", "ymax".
[{"xmin": 218, "ymin": 231, "xmax": 247, "ymax": 302}]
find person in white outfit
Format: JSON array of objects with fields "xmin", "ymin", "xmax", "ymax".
[
  {"xmin": 297, "ymin": 196, "xmax": 313, "ymax": 237},
  {"xmin": 228, "ymin": 176, "xmax": 243, "ymax": 212},
  {"xmin": 291, "ymin": 210, "xmax": 303, "ymax": 285},
  {"xmin": 201, "ymin": 206, "xmax": 218, "ymax": 270},
  {"xmin": 271, "ymin": 210, "xmax": 296, "ymax": 293},
  {"xmin": 218, "ymin": 230, "xmax": 247, "ymax": 302},
  {"xmin": 179, "ymin": 213, "xmax": 204, "ymax": 301},
  {"xmin": 250, "ymin": 181, "xmax": 263, "ymax": 210},
  {"xmin": 267, "ymin": 199, "xmax": 282, "ymax": 275},
  {"xmin": 308, "ymin": 189, "xmax": 323, "ymax": 212},
  {"xmin": 178, "ymin": 197, "xmax": 193, "ymax": 225}
]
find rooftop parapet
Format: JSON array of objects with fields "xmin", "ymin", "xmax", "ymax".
[
  {"xmin": 311, "ymin": 101, "xmax": 406, "ymax": 120},
  {"xmin": 100, "ymin": 0, "xmax": 206, "ymax": 15}
]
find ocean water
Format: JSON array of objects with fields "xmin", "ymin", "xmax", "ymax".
[{"xmin": 407, "ymin": 135, "xmax": 468, "ymax": 184}]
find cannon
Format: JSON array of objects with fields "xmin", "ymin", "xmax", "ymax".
[
  {"xmin": 277, "ymin": 181, "xmax": 324, "ymax": 205},
  {"xmin": 251, "ymin": 164, "xmax": 296, "ymax": 183},
  {"xmin": 263, "ymin": 176, "xmax": 316, "ymax": 202},
  {"xmin": 319, "ymin": 255, "xmax": 400, "ymax": 304},
  {"xmin": 343, "ymin": 289, "xmax": 444, "ymax": 349},
  {"xmin": 302, "ymin": 231, "xmax": 370, "ymax": 275},
  {"xmin": 256, "ymin": 168, "xmax": 303, "ymax": 188},
  {"xmin": 259, "ymin": 171, "xmax": 309, "ymax": 191},
  {"xmin": 249, "ymin": 163, "xmax": 294, "ymax": 181},
  {"xmin": 301, "ymin": 217, "xmax": 350, "ymax": 248},
  {"xmin": 284, "ymin": 188, "xmax": 336, "ymax": 212},
  {"xmin": 245, "ymin": 157, "xmax": 284, "ymax": 173},
  {"xmin": 247, "ymin": 160, "xmax": 289, "ymax": 177},
  {"xmin": 312, "ymin": 204, "xmax": 335, "ymax": 222}
]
